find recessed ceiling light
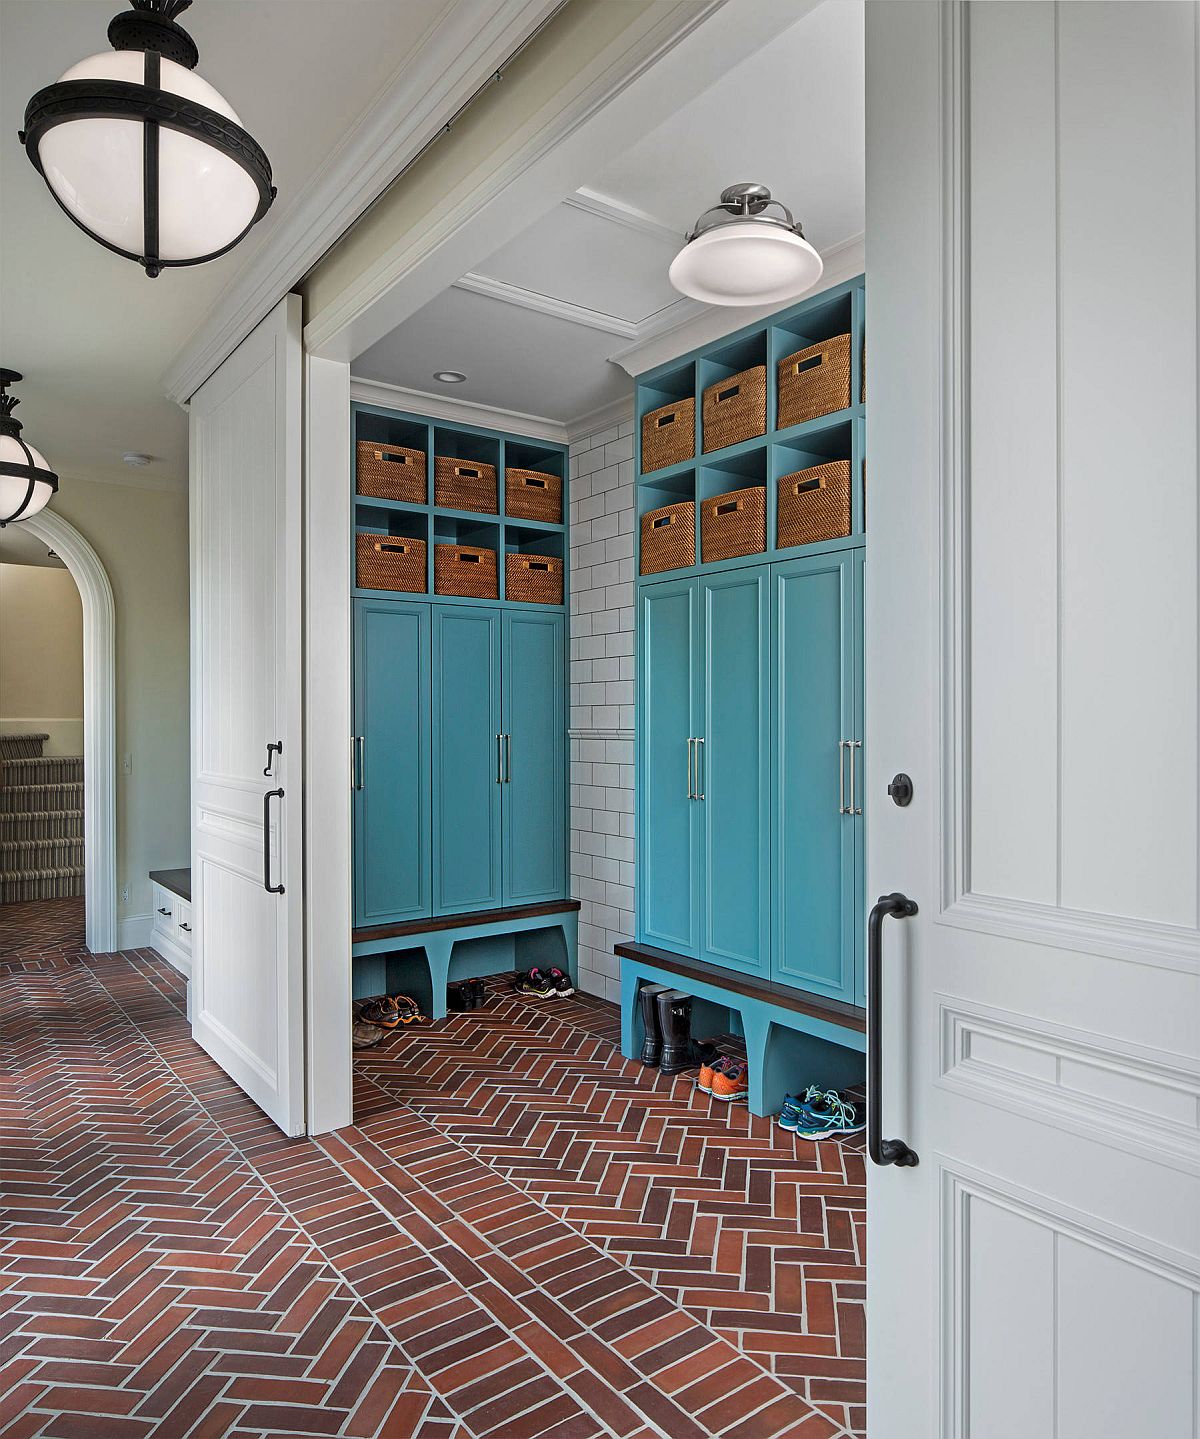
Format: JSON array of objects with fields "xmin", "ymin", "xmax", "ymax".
[
  {"xmin": 122, "ymin": 452, "xmax": 153, "ymax": 466},
  {"xmin": 434, "ymin": 371, "xmax": 467, "ymax": 384}
]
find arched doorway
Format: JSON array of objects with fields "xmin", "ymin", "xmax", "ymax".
[{"xmin": 21, "ymin": 511, "xmax": 116, "ymax": 954}]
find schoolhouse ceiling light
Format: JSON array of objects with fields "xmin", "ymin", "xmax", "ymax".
[
  {"xmin": 669, "ymin": 183, "xmax": 823, "ymax": 307},
  {"xmin": 0, "ymin": 371, "xmax": 59, "ymax": 528},
  {"xmin": 19, "ymin": 0, "xmax": 275, "ymax": 278}
]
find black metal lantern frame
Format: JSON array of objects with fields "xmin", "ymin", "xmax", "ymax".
[
  {"xmin": 19, "ymin": 0, "xmax": 275, "ymax": 278},
  {"xmin": 0, "ymin": 370, "xmax": 59, "ymax": 528}
]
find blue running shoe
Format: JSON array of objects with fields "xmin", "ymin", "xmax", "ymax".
[{"xmin": 792, "ymin": 1089, "xmax": 865, "ymax": 1139}]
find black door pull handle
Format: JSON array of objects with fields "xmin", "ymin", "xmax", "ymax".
[
  {"xmin": 868, "ymin": 892, "xmax": 919, "ymax": 1168},
  {"xmin": 263, "ymin": 788, "xmax": 285, "ymax": 894}
]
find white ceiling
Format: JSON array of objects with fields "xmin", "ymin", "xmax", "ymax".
[
  {"xmin": 354, "ymin": 0, "xmax": 865, "ymax": 428},
  {"xmin": 0, "ymin": 0, "xmax": 450, "ymax": 490}
]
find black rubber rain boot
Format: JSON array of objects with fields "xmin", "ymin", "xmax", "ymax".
[
  {"xmin": 638, "ymin": 982, "xmax": 669, "ymax": 1065},
  {"xmin": 656, "ymin": 989, "xmax": 693, "ymax": 1076}
]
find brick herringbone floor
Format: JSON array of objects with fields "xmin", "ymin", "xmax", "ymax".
[{"xmin": 1, "ymin": 928, "xmax": 865, "ymax": 1439}]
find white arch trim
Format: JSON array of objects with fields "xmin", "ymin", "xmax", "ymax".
[{"xmin": 23, "ymin": 509, "xmax": 117, "ymax": 954}]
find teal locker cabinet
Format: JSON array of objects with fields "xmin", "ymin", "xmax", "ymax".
[
  {"xmin": 633, "ymin": 275, "xmax": 867, "ymax": 1018},
  {"xmin": 351, "ymin": 404, "xmax": 569, "ymax": 941}
]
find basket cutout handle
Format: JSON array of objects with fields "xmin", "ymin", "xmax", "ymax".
[
  {"xmin": 716, "ymin": 383, "xmax": 741, "ymax": 403},
  {"xmin": 651, "ymin": 513, "xmax": 676, "ymax": 529},
  {"xmin": 456, "ymin": 551, "xmax": 482, "ymax": 564},
  {"xmin": 524, "ymin": 560, "xmax": 551, "ymax": 572},
  {"xmin": 379, "ymin": 449, "xmax": 412, "ymax": 465},
  {"xmin": 792, "ymin": 353, "xmax": 825, "ymax": 376},
  {"xmin": 713, "ymin": 499, "xmax": 743, "ymax": 516},
  {"xmin": 792, "ymin": 476, "xmax": 826, "ymax": 496},
  {"xmin": 656, "ymin": 412, "xmax": 677, "ymax": 429},
  {"xmin": 522, "ymin": 475, "xmax": 547, "ymax": 488},
  {"xmin": 374, "ymin": 541, "xmax": 411, "ymax": 554},
  {"xmin": 456, "ymin": 464, "xmax": 481, "ymax": 479}
]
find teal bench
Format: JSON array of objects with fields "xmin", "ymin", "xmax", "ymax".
[
  {"xmin": 352, "ymin": 900, "xmax": 579, "ymax": 1019},
  {"xmin": 616, "ymin": 941, "xmax": 865, "ymax": 1118}
]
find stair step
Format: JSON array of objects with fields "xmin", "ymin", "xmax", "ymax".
[
  {"xmin": 0, "ymin": 733, "xmax": 49, "ymax": 760},
  {"xmin": 0, "ymin": 783, "xmax": 85, "ymax": 815},
  {"xmin": 0, "ymin": 838, "xmax": 85, "ymax": 870},
  {"xmin": 0, "ymin": 810, "xmax": 84, "ymax": 841},
  {"xmin": 0, "ymin": 865, "xmax": 85, "ymax": 903},
  {"xmin": 1, "ymin": 756, "xmax": 84, "ymax": 786}
]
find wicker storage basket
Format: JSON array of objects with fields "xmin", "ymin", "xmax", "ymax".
[
  {"xmin": 777, "ymin": 461, "xmax": 852, "ymax": 549},
  {"xmin": 700, "ymin": 486, "xmax": 766, "ymax": 564},
  {"xmin": 640, "ymin": 500, "xmax": 695, "ymax": 575},
  {"xmin": 777, "ymin": 334, "xmax": 851, "ymax": 429},
  {"xmin": 506, "ymin": 552, "xmax": 563, "ymax": 605},
  {"xmin": 355, "ymin": 441, "xmax": 426, "ymax": 504},
  {"xmin": 356, "ymin": 533, "xmax": 427, "ymax": 593},
  {"xmin": 641, "ymin": 398, "xmax": 695, "ymax": 473},
  {"xmin": 434, "ymin": 543, "xmax": 498, "ymax": 598},
  {"xmin": 702, "ymin": 366, "xmax": 767, "ymax": 453},
  {"xmin": 505, "ymin": 467, "xmax": 562, "ymax": 523},
  {"xmin": 434, "ymin": 457, "xmax": 498, "ymax": 514}
]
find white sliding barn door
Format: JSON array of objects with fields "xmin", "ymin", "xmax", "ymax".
[
  {"xmin": 189, "ymin": 295, "xmax": 305, "ymax": 1137},
  {"xmin": 865, "ymin": 4, "xmax": 1199, "ymax": 1436}
]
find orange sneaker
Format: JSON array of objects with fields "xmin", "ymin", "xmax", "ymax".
[
  {"xmin": 697, "ymin": 1054, "xmax": 731, "ymax": 1094},
  {"xmin": 710, "ymin": 1060, "xmax": 749, "ymax": 1103}
]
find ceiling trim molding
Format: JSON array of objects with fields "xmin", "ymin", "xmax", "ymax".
[
  {"xmin": 55, "ymin": 468, "xmax": 189, "ymax": 495},
  {"xmin": 453, "ymin": 272, "xmax": 640, "ymax": 338},
  {"xmin": 566, "ymin": 396, "xmax": 634, "ymax": 445},
  {"xmin": 610, "ymin": 232, "xmax": 867, "ymax": 376},
  {"xmin": 564, "ymin": 186, "xmax": 684, "ymax": 247},
  {"xmin": 350, "ymin": 376, "xmax": 566, "ymax": 444},
  {"xmin": 163, "ymin": 0, "xmax": 563, "ymax": 404}
]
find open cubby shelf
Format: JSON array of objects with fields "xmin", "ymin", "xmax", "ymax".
[
  {"xmin": 636, "ymin": 275, "xmax": 866, "ymax": 581},
  {"xmin": 352, "ymin": 403, "xmax": 569, "ymax": 607}
]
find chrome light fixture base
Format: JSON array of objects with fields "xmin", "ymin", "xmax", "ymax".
[{"xmin": 688, "ymin": 182, "xmax": 803, "ymax": 241}]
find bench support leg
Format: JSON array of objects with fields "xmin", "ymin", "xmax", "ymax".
[{"xmin": 424, "ymin": 937, "xmax": 454, "ymax": 1021}]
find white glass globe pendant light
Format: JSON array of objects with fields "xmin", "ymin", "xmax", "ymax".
[
  {"xmin": 668, "ymin": 183, "xmax": 823, "ymax": 306},
  {"xmin": 0, "ymin": 372, "xmax": 59, "ymax": 527},
  {"xmin": 20, "ymin": 0, "xmax": 275, "ymax": 278}
]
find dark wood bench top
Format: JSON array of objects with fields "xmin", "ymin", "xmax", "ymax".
[
  {"xmin": 615, "ymin": 940, "xmax": 866, "ymax": 1034},
  {"xmin": 353, "ymin": 898, "xmax": 581, "ymax": 947},
  {"xmin": 150, "ymin": 867, "xmax": 191, "ymax": 903}
]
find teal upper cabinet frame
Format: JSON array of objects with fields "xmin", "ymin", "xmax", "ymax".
[
  {"xmin": 634, "ymin": 278, "xmax": 866, "ymax": 1008},
  {"xmin": 350, "ymin": 400, "xmax": 569, "ymax": 932}
]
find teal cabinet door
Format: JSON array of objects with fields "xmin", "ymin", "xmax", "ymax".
[
  {"xmin": 502, "ymin": 609, "xmax": 566, "ymax": 905},
  {"xmin": 639, "ymin": 577, "xmax": 700, "ymax": 954},
  {"xmin": 772, "ymin": 552, "xmax": 858, "ymax": 1001},
  {"xmin": 432, "ymin": 604, "xmax": 503, "ymax": 914},
  {"xmin": 851, "ymin": 550, "xmax": 866, "ymax": 1005},
  {"xmin": 353, "ymin": 600, "xmax": 430, "ymax": 927},
  {"xmin": 700, "ymin": 566, "xmax": 770, "ymax": 976}
]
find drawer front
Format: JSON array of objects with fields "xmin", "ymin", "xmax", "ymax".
[
  {"xmin": 151, "ymin": 884, "xmax": 175, "ymax": 944},
  {"xmin": 173, "ymin": 897, "xmax": 193, "ymax": 952}
]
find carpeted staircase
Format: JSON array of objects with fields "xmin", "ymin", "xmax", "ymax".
[{"xmin": 0, "ymin": 734, "xmax": 85, "ymax": 903}]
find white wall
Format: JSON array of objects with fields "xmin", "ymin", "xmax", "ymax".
[
  {"xmin": 568, "ymin": 413, "xmax": 637, "ymax": 1002},
  {"xmin": 0, "ymin": 563, "xmax": 84, "ymax": 756}
]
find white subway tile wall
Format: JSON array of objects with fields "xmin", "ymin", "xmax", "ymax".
[{"xmin": 568, "ymin": 412, "xmax": 637, "ymax": 1004}]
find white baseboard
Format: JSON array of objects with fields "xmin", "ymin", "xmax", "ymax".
[{"xmin": 118, "ymin": 913, "xmax": 153, "ymax": 950}]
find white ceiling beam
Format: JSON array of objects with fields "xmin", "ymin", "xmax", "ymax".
[{"xmin": 452, "ymin": 272, "xmax": 640, "ymax": 338}]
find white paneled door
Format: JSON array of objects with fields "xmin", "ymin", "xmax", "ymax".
[
  {"xmin": 866, "ymin": 4, "xmax": 1199, "ymax": 1436},
  {"xmin": 188, "ymin": 295, "xmax": 305, "ymax": 1137}
]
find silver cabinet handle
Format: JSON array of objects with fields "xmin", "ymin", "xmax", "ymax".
[
  {"xmin": 838, "ymin": 740, "xmax": 848, "ymax": 814},
  {"xmin": 505, "ymin": 733, "xmax": 512, "ymax": 784},
  {"xmin": 687, "ymin": 737, "xmax": 694, "ymax": 800},
  {"xmin": 352, "ymin": 736, "xmax": 364, "ymax": 791},
  {"xmin": 850, "ymin": 740, "xmax": 862, "ymax": 816},
  {"xmin": 496, "ymin": 734, "xmax": 503, "ymax": 784},
  {"xmin": 695, "ymin": 737, "xmax": 705, "ymax": 801}
]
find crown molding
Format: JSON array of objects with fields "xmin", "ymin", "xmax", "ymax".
[
  {"xmin": 350, "ymin": 376, "xmax": 566, "ymax": 445},
  {"xmin": 58, "ymin": 468, "xmax": 189, "ymax": 495},
  {"xmin": 610, "ymin": 232, "xmax": 867, "ymax": 377},
  {"xmin": 564, "ymin": 187, "xmax": 684, "ymax": 247},
  {"xmin": 566, "ymin": 396, "xmax": 634, "ymax": 445},
  {"xmin": 163, "ymin": 0, "xmax": 562, "ymax": 405},
  {"xmin": 453, "ymin": 272, "xmax": 640, "ymax": 339}
]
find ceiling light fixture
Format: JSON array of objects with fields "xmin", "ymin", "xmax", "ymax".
[
  {"xmin": 434, "ymin": 371, "xmax": 467, "ymax": 384},
  {"xmin": 668, "ymin": 183, "xmax": 823, "ymax": 307},
  {"xmin": 19, "ymin": 0, "xmax": 275, "ymax": 278},
  {"xmin": 0, "ymin": 371, "xmax": 59, "ymax": 528}
]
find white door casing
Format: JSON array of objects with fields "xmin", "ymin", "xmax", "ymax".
[
  {"xmin": 866, "ymin": 4, "xmax": 1200, "ymax": 1436},
  {"xmin": 189, "ymin": 294, "xmax": 305, "ymax": 1137}
]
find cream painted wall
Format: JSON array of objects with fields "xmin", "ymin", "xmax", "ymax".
[
  {"xmin": 302, "ymin": 0, "xmax": 655, "ymax": 328},
  {"xmin": 51, "ymin": 477, "xmax": 190, "ymax": 927},
  {"xmin": 0, "ymin": 563, "xmax": 84, "ymax": 756}
]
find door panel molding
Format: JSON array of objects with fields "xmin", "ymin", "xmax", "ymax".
[
  {"xmin": 937, "ymin": 995, "xmax": 1200, "ymax": 1177},
  {"xmin": 936, "ymin": 0, "xmax": 1199, "ymax": 970}
]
